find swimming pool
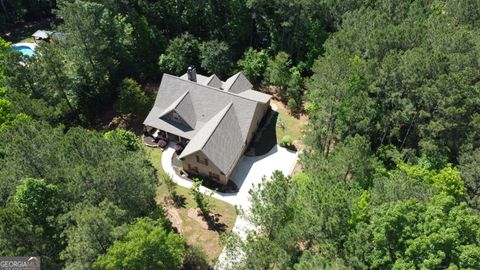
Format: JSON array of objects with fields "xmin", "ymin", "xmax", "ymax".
[{"xmin": 12, "ymin": 45, "xmax": 36, "ymax": 57}]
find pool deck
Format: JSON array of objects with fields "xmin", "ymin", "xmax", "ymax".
[{"xmin": 13, "ymin": 42, "xmax": 37, "ymax": 50}]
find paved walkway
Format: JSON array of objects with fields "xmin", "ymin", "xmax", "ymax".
[{"xmin": 161, "ymin": 143, "xmax": 298, "ymax": 269}]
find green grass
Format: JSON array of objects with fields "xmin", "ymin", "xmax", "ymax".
[
  {"xmin": 146, "ymin": 147, "xmax": 237, "ymax": 262},
  {"xmin": 276, "ymin": 105, "xmax": 305, "ymax": 142}
]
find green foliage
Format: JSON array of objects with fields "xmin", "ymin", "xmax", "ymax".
[
  {"xmin": 14, "ymin": 178, "xmax": 59, "ymax": 224},
  {"xmin": 307, "ymin": 1, "xmax": 480, "ymax": 163},
  {"xmin": 54, "ymin": 0, "xmax": 134, "ymax": 121},
  {"xmin": 115, "ymin": 78, "xmax": 149, "ymax": 116},
  {"xmin": 104, "ymin": 129, "xmax": 141, "ymax": 152},
  {"xmin": 94, "ymin": 217, "xmax": 185, "ymax": 270},
  {"xmin": 190, "ymin": 179, "xmax": 211, "ymax": 217},
  {"xmin": 286, "ymin": 65, "xmax": 303, "ymax": 106},
  {"xmin": 279, "ymin": 135, "xmax": 293, "ymax": 148},
  {"xmin": 265, "ymin": 52, "xmax": 292, "ymax": 96},
  {"xmin": 227, "ymin": 170, "xmax": 356, "ymax": 269},
  {"xmin": 0, "ymin": 120, "xmax": 156, "ymax": 217},
  {"xmin": 61, "ymin": 201, "xmax": 126, "ymax": 270},
  {"xmin": 159, "ymin": 33, "xmax": 200, "ymax": 75},
  {"xmin": 0, "ymin": 38, "xmax": 11, "ymax": 86},
  {"xmin": 398, "ymin": 163, "xmax": 467, "ymax": 199},
  {"xmin": 346, "ymin": 194, "xmax": 480, "ymax": 269},
  {"xmin": 0, "ymin": 98, "xmax": 28, "ymax": 132},
  {"xmin": 429, "ymin": 166, "xmax": 466, "ymax": 199},
  {"xmin": 287, "ymin": 98, "xmax": 298, "ymax": 111},
  {"xmin": 237, "ymin": 48, "xmax": 269, "ymax": 84},
  {"xmin": 160, "ymin": 171, "xmax": 178, "ymax": 204},
  {"xmin": 348, "ymin": 191, "xmax": 370, "ymax": 227},
  {"xmin": 200, "ymin": 40, "xmax": 232, "ymax": 78}
]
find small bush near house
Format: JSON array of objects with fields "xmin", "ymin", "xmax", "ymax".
[{"xmin": 279, "ymin": 135, "xmax": 294, "ymax": 149}]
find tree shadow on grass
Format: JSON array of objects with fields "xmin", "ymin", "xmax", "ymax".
[
  {"xmin": 164, "ymin": 194, "xmax": 186, "ymax": 208},
  {"xmin": 206, "ymin": 213, "xmax": 227, "ymax": 233}
]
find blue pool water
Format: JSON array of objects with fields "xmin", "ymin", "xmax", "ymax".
[{"xmin": 12, "ymin": 45, "xmax": 36, "ymax": 57}]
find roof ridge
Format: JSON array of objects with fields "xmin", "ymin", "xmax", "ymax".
[
  {"xmin": 198, "ymin": 103, "xmax": 234, "ymax": 150},
  {"xmin": 163, "ymin": 73, "xmax": 259, "ymax": 104},
  {"xmin": 178, "ymin": 103, "xmax": 235, "ymax": 160},
  {"xmin": 160, "ymin": 90, "xmax": 189, "ymax": 117}
]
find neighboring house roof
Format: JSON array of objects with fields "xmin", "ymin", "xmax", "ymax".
[
  {"xmin": 32, "ymin": 30, "xmax": 53, "ymax": 39},
  {"xmin": 179, "ymin": 103, "xmax": 244, "ymax": 174},
  {"xmin": 32, "ymin": 30, "xmax": 66, "ymax": 41},
  {"xmin": 144, "ymin": 71, "xmax": 271, "ymax": 176}
]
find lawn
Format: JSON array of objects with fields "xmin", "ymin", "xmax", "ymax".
[
  {"xmin": 146, "ymin": 147, "xmax": 237, "ymax": 263},
  {"xmin": 275, "ymin": 104, "xmax": 306, "ymax": 142}
]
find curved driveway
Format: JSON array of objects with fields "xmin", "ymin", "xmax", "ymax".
[{"xmin": 161, "ymin": 143, "xmax": 298, "ymax": 269}]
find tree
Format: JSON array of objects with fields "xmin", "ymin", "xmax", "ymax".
[
  {"xmin": 94, "ymin": 217, "xmax": 185, "ymax": 270},
  {"xmin": 114, "ymin": 78, "xmax": 149, "ymax": 117},
  {"xmin": 459, "ymin": 149, "xmax": 480, "ymax": 208},
  {"xmin": 159, "ymin": 33, "xmax": 200, "ymax": 75},
  {"xmin": 14, "ymin": 178, "xmax": 59, "ymax": 225},
  {"xmin": 104, "ymin": 129, "xmax": 141, "ymax": 151},
  {"xmin": 0, "ymin": 37, "xmax": 10, "ymax": 86},
  {"xmin": 190, "ymin": 179, "xmax": 211, "ymax": 218},
  {"xmin": 55, "ymin": 0, "xmax": 134, "ymax": 121},
  {"xmin": 286, "ymin": 65, "xmax": 303, "ymax": 108},
  {"xmin": 265, "ymin": 52, "xmax": 292, "ymax": 97},
  {"xmin": 61, "ymin": 201, "xmax": 126, "ymax": 270},
  {"xmin": 0, "ymin": 120, "xmax": 157, "ymax": 217},
  {"xmin": 237, "ymin": 48, "xmax": 269, "ymax": 84},
  {"xmin": 0, "ymin": 98, "xmax": 28, "ymax": 132},
  {"xmin": 200, "ymin": 40, "xmax": 232, "ymax": 78},
  {"xmin": 160, "ymin": 171, "xmax": 179, "ymax": 205},
  {"xmin": 346, "ymin": 194, "xmax": 480, "ymax": 269}
]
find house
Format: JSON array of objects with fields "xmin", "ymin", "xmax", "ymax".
[
  {"xmin": 144, "ymin": 67, "xmax": 271, "ymax": 184},
  {"xmin": 32, "ymin": 30, "xmax": 66, "ymax": 43}
]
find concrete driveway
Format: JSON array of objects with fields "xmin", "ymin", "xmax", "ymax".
[
  {"xmin": 161, "ymin": 144, "xmax": 298, "ymax": 269},
  {"xmin": 162, "ymin": 143, "xmax": 298, "ymax": 208}
]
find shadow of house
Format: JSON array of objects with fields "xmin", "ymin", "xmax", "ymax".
[{"xmin": 246, "ymin": 108, "xmax": 279, "ymax": 156}]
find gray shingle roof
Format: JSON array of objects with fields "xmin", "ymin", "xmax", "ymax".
[
  {"xmin": 222, "ymin": 72, "xmax": 253, "ymax": 93},
  {"xmin": 144, "ymin": 72, "xmax": 271, "ymax": 176},
  {"xmin": 160, "ymin": 91, "xmax": 197, "ymax": 128},
  {"xmin": 207, "ymin": 74, "xmax": 222, "ymax": 88},
  {"xmin": 144, "ymin": 74, "xmax": 260, "ymax": 139},
  {"xmin": 179, "ymin": 103, "xmax": 244, "ymax": 174},
  {"xmin": 237, "ymin": 89, "xmax": 271, "ymax": 103}
]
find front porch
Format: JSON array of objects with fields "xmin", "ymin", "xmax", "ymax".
[{"xmin": 143, "ymin": 126, "xmax": 189, "ymax": 148}]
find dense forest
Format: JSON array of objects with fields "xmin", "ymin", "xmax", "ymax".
[{"xmin": 1, "ymin": 0, "xmax": 480, "ymax": 269}]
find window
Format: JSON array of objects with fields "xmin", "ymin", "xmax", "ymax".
[
  {"xmin": 187, "ymin": 164, "xmax": 198, "ymax": 173},
  {"xmin": 209, "ymin": 172, "xmax": 220, "ymax": 181},
  {"xmin": 196, "ymin": 155, "xmax": 208, "ymax": 166},
  {"xmin": 172, "ymin": 112, "xmax": 181, "ymax": 121}
]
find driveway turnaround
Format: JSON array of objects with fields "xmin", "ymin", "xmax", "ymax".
[
  {"xmin": 162, "ymin": 143, "xmax": 297, "ymax": 207},
  {"xmin": 161, "ymin": 143, "xmax": 298, "ymax": 268}
]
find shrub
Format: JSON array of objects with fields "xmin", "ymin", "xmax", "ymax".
[
  {"xmin": 115, "ymin": 78, "xmax": 149, "ymax": 116},
  {"xmin": 200, "ymin": 40, "xmax": 232, "ymax": 78},
  {"xmin": 104, "ymin": 129, "xmax": 141, "ymax": 151},
  {"xmin": 287, "ymin": 98, "xmax": 298, "ymax": 111},
  {"xmin": 237, "ymin": 48, "xmax": 269, "ymax": 84},
  {"xmin": 280, "ymin": 135, "xmax": 293, "ymax": 148}
]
